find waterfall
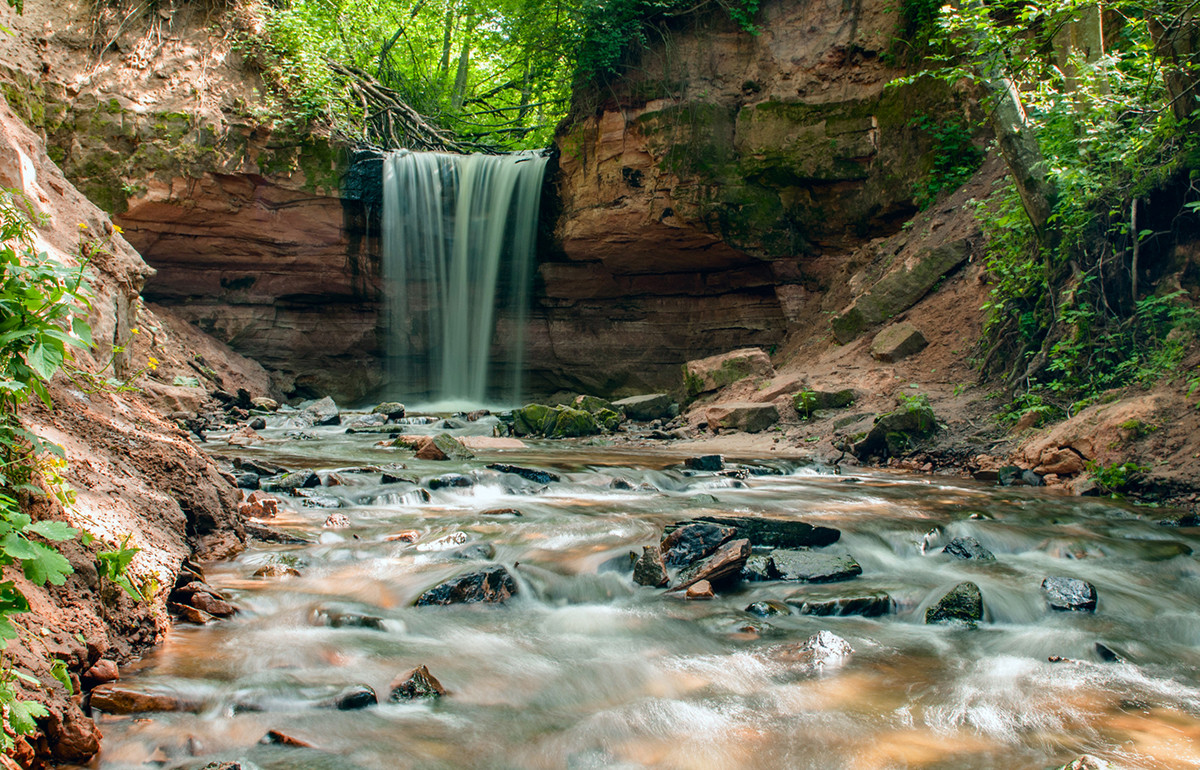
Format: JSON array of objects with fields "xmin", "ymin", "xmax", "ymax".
[{"xmin": 381, "ymin": 150, "xmax": 548, "ymax": 408}]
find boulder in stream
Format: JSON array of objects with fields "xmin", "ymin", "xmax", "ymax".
[
  {"xmin": 429, "ymin": 473, "xmax": 474, "ymax": 490},
  {"xmin": 372, "ymin": 401, "xmax": 406, "ymax": 420},
  {"xmin": 390, "ymin": 665, "xmax": 446, "ymax": 700},
  {"xmin": 925, "ymin": 581, "xmax": 984, "ymax": 625},
  {"xmin": 88, "ymin": 684, "xmax": 197, "ymax": 714},
  {"xmin": 770, "ymin": 550, "xmax": 862, "ymax": 583},
  {"xmin": 323, "ymin": 685, "xmax": 377, "ymax": 711},
  {"xmin": 787, "ymin": 590, "xmax": 895, "ymax": 617},
  {"xmin": 684, "ymin": 454, "xmax": 725, "ymax": 472},
  {"xmin": 612, "ymin": 393, "xmax": 675, "ymax": 421},
  {"xmin": 632, "ymin": 545, "xmax": 668, "ymax": 587},
  {"xmin": 661, "ymin": 522, "xmax": 738, "ymax": 567},
  {"xmin": 775, "ymin": 630, "xmax": 854, "ymax": 670},
  {"xmin": 486, "ymin": 463, "xmax": 561, "ymax": 484},
  {"xmin": 260, "ymin": 730, "xmax": 315, "ymax": 748},
  {"xmin": 745, "ymin": 599, "xmax": 791, "ymax": 617},
  {"xmin": 670, "ymin": 515, "xmax": 840, "ymax": 550},
  {"xmin": 670, "ymin": 538, "xmax": 751, "ymax": 592},
  {"xmin": 415, "ymin": 565, "xmax": 518, "ymax": 605},
  {"xmin": 686, "ymin": 580, "xmax": 715, "ymax": 600},
  {"xmin": 302, "ymin": 396, "xmax": 341, "ymax": 426},
  {"xmin": 942, "ymin": 536, "xmax": 995, "ymax": 561},
  {"xmin": 1042, "ymin": 576, "xmax": 1098, "ymax": 612}
]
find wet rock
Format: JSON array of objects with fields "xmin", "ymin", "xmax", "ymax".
[
  {"xmin": 415, "ymin": 565, "xmax": 518, "ymax": 605},
  {"xmin": 769, "ymin": 550, "xmax": 862, "ymax": 583},
  {"xmin": 465, "ymin": 409, "xmax": 491, "ymax": 421},
  {"xmin": 676, "ymin": 515, "xmax": 841, "ymax": 549},
  {"xmin": 480, "ymin": 507, "xmax": 523, "ymax": 517},
  {"xmin": 260, "ymin": 729, "xmax": 314, "ymax": 748},
  {"xmin": 683, "ymin": 348, "xmax": 775, "ymax": 399},
  {"xmin": 598, "ymin": 551, "xmax": 637, "ymax": 574},
  {"xmin": 389, "ymin": 665, "xmax": 446, "ymax": 700},
  {"xmin": 572, "ymin": 394, "xmax": 616, "ymax": 414},
  {"xmin": 346, "ymin": 413, "xmax": 388, "ymax": 430},
  {"xmin": 1095, "ymin": 642, "xmax": 1127, "ymax": 663},
  {"xmin": 776, "ymin": 630, "xmax": 854, "ymax": 669},
  {"xmin": 661, "ymin": 522, "xmax": 738, "ymax": 567},
  {"xmin": 380, "ymin": 471, "xmax": 417, "ymax": 485},
  {"xmin": 234, "ymin": 457, "xmax": 286, "ymax": 477},
  {"xmin": 545, "ymin": 407, "xmax": 602, "ymax": 438},
  {"xmin": 323, "ymin": 685, "xmax": 377, "ymax": 711},
  {"xmin": 429, "ymin": 473, "xmax": 473, "ymax": 490},
  {"xmin": 1042, "ymin": 576, "xmax": 1098, "ymax": 612},
  {"xmin": 704, "ymin": 402, "xmax": 780, "ymax": 433},
  {"xmin": 632, "ymin": 545, "xmax": 669, "ymax": 587},
  {"xmin": 406, "ymin": 433, "xmax": 475, "ymax": 461},
  {"xmin": 612, "ymin": 393, "xmax": 675, "ymax": 421},
  {"xmin": 925, "ymin": 581, "xmax": 984, "ymax": 625},
  {"xmin": 1053, "ymin": 756, "xmax": 1111, "ymax": 770},
  {"xmin": 791, "ymin": 389, "xmax": 858, "ymax": 418},
  {"xmin": 460, "ymin": 436, "xmax": 528, "ymax": 450},
  {"xmin": 870, "ymin": 322, "xmax": 928, "ymax": 362},
  {"xmin": 271, "ymin": 469, "xmax": 322, "ymax": 491},
  {"xmin": 943, "ymin": 536, "xmax": 995, "ymax": 561},
  {"xmin": 999, "ymin": 466, "xmax": 1044, "ymax": 487},
  {"xmin": 385, "ymin": 530, "xmax": 421, "ymax": 543},
  {"xmin": 671, "ymin": 538, "xmax": 751, "ymax": 592},
  {"xmin": 81, "ymin": 659, "xmax": 119, "ymax": 688},
  {"xmin": 170, "ymin": 602, "xmax": 213, "ymax": 625},
  {"xmin": 253, "ymin": 564, "xmax": 301, "ymax": 578},
  {"xmin": 512, "ymin": 403, "xmax": 557, "ymax": 435},
  {"xmin": 372, "ymin": 402, "xmax": 406, "ymax": 420},
  {"xmin": 190, "ymin": 592, "xmax": 236, "ymax": 618},
  {"xmin": 226, "ymin": 426, "xmax": 263, "ymax": 447},
  {"xmin": 486, "ymin": 463, "xmax": 561, "ymax": 484},
  {"xmin": 741, "ymin": 554, "xmax": 774, "ymax": 581},
  {"xmin": 299, "ymin": 493, "xmax": 343, "ymax": 509},
  {"xmin": 686, "ymin": 580, "xmax": 715, "ymax": 600},
  {"xmin": 302, "ymin": 396, "xmax": 341, "ymax": 426},
  {"xmin": 787, "ymin": 590, "xmax": 895, "ymax": 617},
  {"xmin": 231, "ymin": 471, "xmax": 260, "ymax": 490},
  {"xmin": 252, "ymin": 397, "xmax": 279, "ymax": 411},
  {"xmin": 323, "ymin": 513, "xmax": 351, "ymax": 529},
  {"xmin": 451, "ymin": 543, "xmax": 496, "ymax": 560},
  {"xmin": 684, "ymin": 454, "xmax": 725, "ymax": 471},
  {"xmin": 45, "ymin": 706, "xmax": 101, "ymax": 762},
  {"xmin": 416, "ymin": 532, "xmax": 470, "ymax": 551},
  {"xmin": 248, "ymin": 417, "xmax": 267, "ymax": 431},
  {"xmin": 312, "ymin": 608, "xmax": 387, "ymax": 630},
  {"xmin": 89, "ymin": 684, "xmax": 195, "ymax": 714},
  {"xmin": 851, "ymin": 397, "xmax": 938, "ymax": 460},
  {"xmin": 745, "ymin": 600, "xmax": 791, "ymax": 617},
  {"xmin": 245, "ymin": 523, "xmax": 309, "ymax": 544}
]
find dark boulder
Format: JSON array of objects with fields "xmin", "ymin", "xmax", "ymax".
[
  {"xmin": 684, "ymin": 455, "xmax": 725, "ymax": 472},
  {"xmin": 787, "ymin": 590, "xmax": 895, "ymax": 617},
  {"xmin": 389, "ymin": 665, "xmax": 446, "ymax": 700},
  {"xmin": 302, "ymin": 396, "xmax": 341, "ymax": 426},
  {"xmin": 661, "ymin": 522, "xmax": 738, "ymax": 567},
  {"xmin": 372, "ymin": 401, "xmax": 406, "ymax": 419},
  {"xmin": 741, "ymin": 554, "xmax": 773, "ymax": 581},
  {"xmin": 925, "ymin": 581, "xmax": 984, "ymax": 625},
  {"xmin": 429, "ymin": 473, "xmax": 474, "ymax": 490},
  {"xmin": 671, "ymin": 538, "xmax": 751, "ymax": 592},
  {"xmin": 943, "ymin": 536, "xmax": 995, "ymax": 561},
  {"xmin": 451, "ymin": 543, "xmax": 496, "ymax": 561},
  {"xmin": 487, "ymin": 463, "xmax": 562, "ymax": 484},
  {"xmin": 323, "ymin": 685, "xmax": 377, "ymax": 711},
  {"xmin": 770, "ymin": 550, "xmax": 862, "ymax": 583},
  {"xmin": 1041, "ymin": 576, "xmax": 1098, "ymax": 612},
  {"xmin": 415, "ymin": 566, "xmax": 518, "ymax": 605},
  {"xmin": 745, "ymin": 600, "xmax": 791, "ymax": 617},
  {"xmin": 670, "ymin": 515, "xmax": 840, "ymax": 550},
  {"xmin": 632, "ymin": 546, "xmax": 669, "ymax": 588}
]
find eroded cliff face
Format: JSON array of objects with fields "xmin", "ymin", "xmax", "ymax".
[
  {"xmin": 0, "ymin": 1, "xmax": 383, "ymax": 402},
  {"xmin": 541, "ymin": 0, "xmax": 962, "ymax": 393}
]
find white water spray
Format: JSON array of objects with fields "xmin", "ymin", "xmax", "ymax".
[{"xmin": 381, "ymin": 150, "xmax": 547, "ymax": 407}]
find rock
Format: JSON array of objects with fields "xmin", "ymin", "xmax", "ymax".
[
  {"xmin": 81, "ymin": 659, "xmax": 119, "ymax": 688},
  {"xmin": 572, "ymin": 395, "xmax": 616, "ymax": 414},
  {"xmin": 190, "ymin": 592, "xmax": 236, "ymax": 617},
  {"xmin": 831, "ymin": 239, "xmax": 971, "ymax": 343},
  {"xmin": 612, "ymin": 393, "xmax": 675, "ymax": 421},
  {"xmin": 429, "ymin": 473, "xmax": 473, "ymax": 490},
  {"xmin": 598, "ymin": 551, "xmax": 637, "ymax": 574},
  {"xmin": 46, "ymin": 708, "xmax": 102, "ymax": 762},
  {"xmin": 385, "ymin": 530, "xmax": 421, "ymax": 543},
  {"xmin": 267, "ymin": 469, "xmax": 321, "ymax": 491},
  {"xmin": 741, "ymin": 554, "xmax": 774, "ymax": 581},
  {"xmin": 89, "ymin": 684, "xmax": 194, "ymax": 714},
  {"xmin": 170, "ymin": 602, "xmax": 214, "ymax": 624},
  {"xmin": 302, "ymin": 396, "xmax": 341, "ymax": 426},
  {"xmin": 661, "ymin": 522, "xmax": 738, "ymax": 567},
  {"xmin": 999, "ymin": 466, "xmax": 1044, "ymax": 487},
  {"xmin": 480, "ymin": 508, "xmax": 523, "ymax": 517},
  {"xmin": 226, "ymin": 426, "xmax": 262, "ymax": 446},
  {"xmin": 381, "ymin": 472, "xmax": 417, "ymax": 484},
  {"xmin": 671, "ymin": 538, "xmax": 751, "ymax": 592},
  {"xmin": 299, "ymin": 493, "xmax": 343, "ymax": 509},
  {"xmin": 324, "ymin": 685, "xmax": 377, "ymax": 711},
  {"xmin": 261, "ymin": 729, "xmax": 315, "ymax": 747},
  {"xmin": 323, "ymin": 513, "xmax": 351, "ymax": 529},
  {"xmin": 791, "ymin": 388, "xmax": 858, "ymax": 418},
  {"xmin": 686, "ymin": 580, "xmax": 715, "ymax": 600},
  {"xmin": 512, "ymin": 403, "xmax": 557, "ymax": 436},
  {"xmin": 372, "ymin": 401, "xmax": 407, "ymax": 419},
  {"xmin": 234, "ymin": 457, "xmax": 286, "ymax": 476},
  {"xmin": 248, "ymin": 416, "xmax": 267, "ymax": 430},
  {"xmin": 416, "ymin": 532, "xmax": 470, "ymax": 551},
  {"xmin": 870, "ymin": 322, "xmax": 928, "ymax": 362},
  {"xmin": 545, "ymin": 407, "xmax": 601, "ymax": 438},
  {"xmin": 389, "ymin": 665, "xmax": 446, "ymax": 700},
  {"xmin": 415, "ymin": 565, "xmax": 518, "ymax": 605},
  {"xmin": 770, "ymin": 550, "xmax": 862, "ymax": 583},
  {"xmin": 851, "ymin": 395, "xmax": 938, "ymax": 459},
  {"xmin": 925, "ymin": 581, "xmax": 984, "ymax": 625},
  {"xmin": 346, "ymin": 413, "xmax": 388, "ymax": 430},
  {"xmin": 775, "ymin": 630, "xmax": 854, "ymax": 669},
  {"xmin": 1095, "ymin": 642, "xmax": 1126, "ymax": 663},
  {"xmin": 406, "ymin": 433, "xmax": 475, "ymax": 461},
  {"xmin": 684, "ymin": 455, "xmax": 725, "ymax": 471},
  {"xmin": 486, "ymin": 463, "xmax": 561, "ymax": 484},
  {"xmin": 943, "ymin": 536, "xmax": 995, "ymax": 561},
  {"xmin": 1035, "ymin": 447, "xmax": 1086, "ymax": 476},
  {"xmin": 674, "ymin": 515, "xmax": 840, "ymax": 550},
  {"xmin": 682, "ymin": 348, "xmax": 775, "ymax": 399},
  {"xmin": 459, "ymin": 436, "xmax": 528, "ymax": 450},
  {"xmin": 787, "ymin": 590, "xmax": 895, "ymax": 617},
  {"xmin": 451, "ymin": 543, "xmax": 496, "ymax": 560},
  {"xmin": 1053, "ymin": 756, "xmax": 1110, "ymax": 770},
  {"xmin": 745, "ymin": 600, "xmax": 791, "ymax": 617},
  {"xmin": 1041, "ymin": 576, "xmax": 1098, "ymax": 612},
  {"xmin": 252, "ymin": 397, "xmax": 279, "ymax": 411},
  {"xmin": 312, "ymin": 608, "xmax": 387, "ymax": 630},
  {"xmin": 704, "ymin": 402, "xmax": 780, "ymax": 433},
  {"xmin": 593, "ymin": 408, "xmax": 623, "ymax": 431},
  {"xmin": 232, "ymin": 471, "xmax": 260, "ymax": 490},
  {"xmin": 632, "ymin": 546, "xmax": 669, "ymax": 587},
  {"xmin": 254, "ymin": 564, "xmax": 301, "ymax": 578}
]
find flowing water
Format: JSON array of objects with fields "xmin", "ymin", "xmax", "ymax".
[
  {"xmin": 381, "ymin": 151, "xmax": 548, "ymax": 408},
  {"xmin": 95, "ymin": 414, "xmax": 1200, "ymax": 770}
]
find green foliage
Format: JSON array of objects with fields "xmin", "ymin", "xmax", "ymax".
[
  {"xmin": 909, "ymin": 113, "xmax": 982, "ymax": 209},
  {"xmin": 793, "ymin": 389, "xmax": 818, "ymax": 420},
  {"xmin": 997, "ymin": 391, "xmax": 1061, "ymax": 428},
  {"xmin": 1088, "ymin": 460, "xmax": 1150, "ymax": 493}
]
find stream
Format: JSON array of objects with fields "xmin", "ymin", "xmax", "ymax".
[{"xmin": 93, "ymin": 411, "xmax": 1200, "ymax": 770}]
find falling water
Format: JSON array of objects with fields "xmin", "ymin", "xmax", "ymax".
[{"xmin": 381, "ymin": 150, "xmax": 548, "ymax": 408}]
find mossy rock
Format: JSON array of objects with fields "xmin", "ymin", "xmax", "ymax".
[
  {"xmin": 925, "ymin": 581, "xmax": 984, "ymax": 625},
  {"xmin": 513, "ymin": 403, "xmax": 557, "ymax": 436},
  {"xmin": 573, "ymin": 394, "xmax": 616, "ymax": 414},
  {"xmin": 793, "ymin": 389, "xmax": 857, "ymax": 418},
  {"xmin": 545, "ymin": 407, "xmax": 601, "ymax": 438},
  {"xmin": 851, "ymin": 395, "xmax": 937, "ymax": 460},
  {"xmin": 594, "ymin": 408, "xmax": 622, "ymax": 432}
]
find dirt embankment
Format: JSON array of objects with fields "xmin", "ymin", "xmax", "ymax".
[{"xmin": 0, "ymin": 80, "xmax": 271, "ymax": 768}]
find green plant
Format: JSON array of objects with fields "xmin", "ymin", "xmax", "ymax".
[
  {"xmin": 997, "ymin": 391, "xmax": 1061, "ymax": 428},
  {"xmin": 794, "ymin": 389, "xmax": 818, "ymax": 420},
  {"xmin": 909, "ymin": 113, "xmax": 983, "ymax": 209},
  {"xmin": 1088, "ymin": 460, "xmax": 1150, "ymax": 493}
]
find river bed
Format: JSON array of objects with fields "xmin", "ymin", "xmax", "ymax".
[{"xmin": 93, "ymin": 414, "xmax": 1200, "ymax": 769}]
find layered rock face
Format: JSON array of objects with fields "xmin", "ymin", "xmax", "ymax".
[{"xmin": 541, "ymin": 0, "xmax": 956, "ymax": 393}]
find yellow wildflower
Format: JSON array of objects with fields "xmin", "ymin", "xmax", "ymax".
[{"xmin": 147, "ymin": 357, "xmax": 158, "ymax": 371}]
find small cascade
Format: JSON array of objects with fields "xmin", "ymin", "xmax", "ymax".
[{"xmin": 381, "ymin": 150, "xmax": 548, "ymax": 407}]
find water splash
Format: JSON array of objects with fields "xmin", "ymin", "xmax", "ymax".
[{"xmin": 381, "ymin": 150, "xmax": 548, "ymax": 407}]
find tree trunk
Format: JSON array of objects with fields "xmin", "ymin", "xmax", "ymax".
[
  {"xmin": 1149, "ymin": 2, "xmax": 1200, "ymax": 124},
  {"xmin": 451, "ymin": 7, "xmax": 474, "ymax": 111}
]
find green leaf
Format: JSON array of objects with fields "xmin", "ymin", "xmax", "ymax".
[
  {"xmin": 50, "ymin": 659, "xmax": 73, "ymax": 694},
  {"xmin": 26, "ymin": 520, "xmax": 78, "ymax": 542},
  {"xmin": 8, "ymin": 699, "xmax": 48, "ymax": 735},
  {"xmin": 23, "ymin": 341, "xmax": 59, "ymax": 381},
  {"xmin": 71, "ymin": 316, "xmax": 93, "ymax": 346},
  {"xmin": 18, "ymin": 540, "xmax": 73, "ymax": 585}
]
